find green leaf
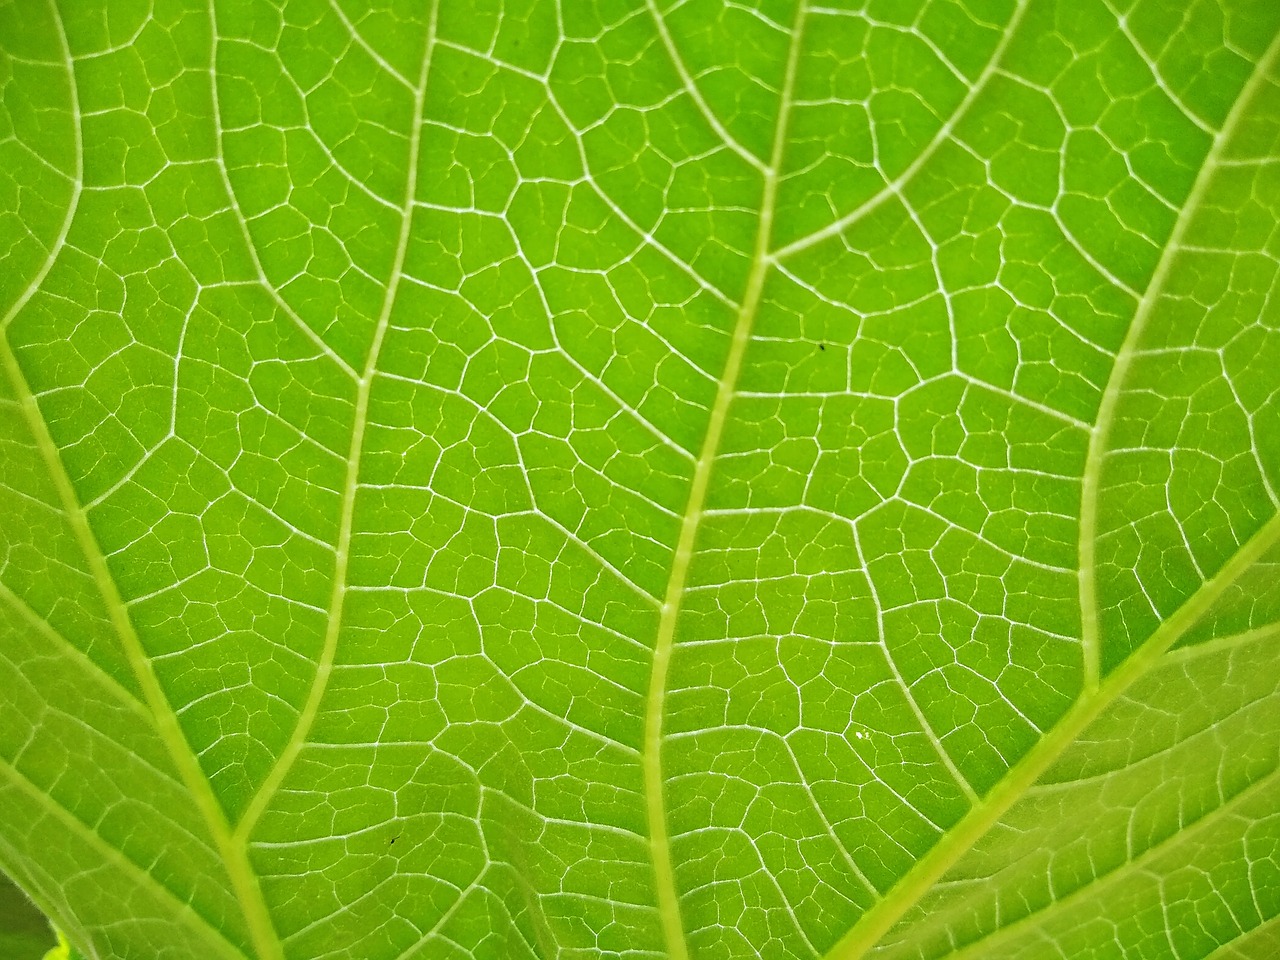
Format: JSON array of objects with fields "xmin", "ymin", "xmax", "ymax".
[{"xmin": 1, "ymin": 0, "xmax": 1278, "ymax": 958}]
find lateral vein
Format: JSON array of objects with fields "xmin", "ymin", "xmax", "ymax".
[
  {"xmin": 642, "ymin": 6, "xmax": 808, "ymax": 958},
  {"xmin": 233, "ymin": 1, "xmax": 439, "ymax": 845},
  {"xmin": 824, "ymin": 31, "xmax": 1280, "ymax": 957}
]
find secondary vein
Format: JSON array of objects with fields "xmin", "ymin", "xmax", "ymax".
[
  {"xmin": 3, "ymin": 5, "xmax": 280, "ymax": 957},
  {"xmin": 825, "ymin": 29, "xmax": 1280, "ymax": 959},
  {"xmin": 642, "ymin": 7, "xmax": 807, "ymax": 958},
  {"xmin": 233, "ymin": 1, "xmax": 438, "ymax": 845},
  {"xmin": 1078, "ymin": 24, "xmax": 1280, "ymax": 690}
]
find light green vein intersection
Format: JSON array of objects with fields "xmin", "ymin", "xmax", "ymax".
[
  {"xmin": 938, "ymin": 762, "xmax": 1280, "ymax": 960},
  {"xmin": 641, "ymin": 0, "xmax": 1035, "ymax": 956},
  {"xmin": 931, "ymin": 619, "xmax": 1280, "ymax": 960},
  {"xmin": 824, "ymin": 26, "xmax": 1280, "ymax": 960},
  {"xmin": 0, "ymin": 756, "xmax": 247, "ymax": 960},
  {"xmin": 825, "ymin": 506, "xmax": 1280, "ymax": 960},
  {"xmin": 0, "ymin": 0, "xmax": 80, "ymax": 338},
  {"xmin": 231, "ymin": 0, "xmax": 440, "ymax": 851},
  {"xmin": 0, "ymin": 322, "xmax": 284, "ymax": 960},
  {"xmin": 0, "ymin": 579, "xmax": 149, "ymax": 721},
  {"xmin": 641, "ymin": 5, "xmax": 808, "ymax": 958},
  {"xmin": 1, "ymin": 1, "xmax": 1277, "ymax": 959},
  {"xmin": 0, "ymin": 2, "xmax": 282, "ymax": 951}
]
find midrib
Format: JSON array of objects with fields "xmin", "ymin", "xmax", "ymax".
[
  {"xmin": 642, "ymin": 8, "xmax": 807, "ymax": 958},
  {"xmin": 824, "ymin": 27, "xmax": 1280, "ymax": 960},
  {"xmin": 0, "ymin": 755, "xmax": 248, "ymax": 960},
  {"xmin": 938, "ymin": 761, "xmax": 1280, "ymax": 960},
  {"xmin": 823, "ymin": 512, "xmax": 1280, "ymax": 960},
  {"xmin": 1075, "ymin": 30, "xmax": 1277, "ymax": 691},
  {"xmin": 2, "ymin": 4, "xmax": 279, "ymax": 958}
]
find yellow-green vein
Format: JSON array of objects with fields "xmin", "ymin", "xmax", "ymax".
[
  {"xmin": 642, "ymin": 6, "xmax": 808, "ymax": 958},
  {"xmin": 0, "ymin": 757, "xmax": 250, "ymax": 960},
  {"xmin": 1078, "ymin": 27, "xmax": 1280, "ymax": 690},
  {"xmin": 824, "ymin": 508, "xmax": 1280, "ymax": 960},
  {"xmin": 0, "ymin": 0, "xmax": 80, "ymax": 333},
  {"xmin": 824, "ymin": 34, "xmax": 1280, "ymax": 956},
  {"xmin": 234, "ymin": 2, "xmax": 438, "ymax": 845},
  {"xmin": 770, "ymin": 0, "xmax": 1030, "ymax": 263},
  {"xmin": 0, "ymin": 317, "xmax": 285, "ymax": 960},
  {"xmin": 1, "ymin": 4, "xmax": 283, "ymax": 957},
  {"xmin": 940, "ymin": 738, "xmax": 1280, "ymax": 958}
]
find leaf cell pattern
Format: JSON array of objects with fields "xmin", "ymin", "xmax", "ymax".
[{"xmin": 0, "ymin": 0, "xmax": 1278, "ymax": 958}]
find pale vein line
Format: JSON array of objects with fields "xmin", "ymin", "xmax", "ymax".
[
  {"xmin": 1100, "ymin": 0, "xmax": 1214, "ymax": 137},
  {"xmin": 643, "ymin": 0, "xmax": 768, "ymax": 172},
  {"xmin": 1, "ymin": 6, "xmax": 284, "ymax": 957},
  {"xmin": 848, "ymin": 515, "xmax": 981, "ymax": 810},
  {"xmin": 1077, "ymin": 30, "xmax": 1279, "ymax": 692},
  {"xmin": 516, "ymin": 255, "xmax": 703, "ymax": 463},
  {"xmin": 208, "ymin": 0, "xmax": 359, "ymax": 381},
  {"xmin": 825, "ymin": 511, "xmax": 1280, "ymax": 960},
  {"xmin": 0, "ymin": 579, "xmax": 148, "ymax": 720},
  {"xmin": 1159, "ymin": 620, "xmax": 1280, "ymax": 666},
  {"xmin": 327, "ymin": 0, "xmax": 413, "ymax": 88},
  {"xmin": 234, "ymin": 1, "xmax": 437, "ymax": 844},
  {"xmin": 1051, "ymin": 209, "xmax": 1142, "ymax": 300},
  {"xmin": 0, "ymin": 759, "xmax": 250, "ymax": 960},
  {"xmin": 795, "ymin": 738, "xmax": 888, "ymax": 875},
  {"xmin": 957, "ymin": 374, "xmax": 1092, "ymax": 432},
  {"xmin": 1204, "ymin": 915, "xmax": 1280, "ymax": 960},
  {"xmin": 770, "ymin": 0, "xmax": 1030, "ymax": 262},
  {"xmin": 642, "ymin": 7, "xmax": 807, "ymax": 958},
  {"xmin": 824, "ymin": 30, "xmax": 1280, "ymax": 960},
  {"xmin": 0, "ymin": 0, "xmax": 81, "ymax": 333},
  {"xmin": 939, "ymin": 766, "xmax": 1280, "ymax": 960},
  {"xmin": 1, "ymin": 301, "xmax": 286, "ymax": 960}
]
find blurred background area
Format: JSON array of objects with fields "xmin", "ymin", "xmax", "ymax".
[{"xmin": 0, "ymin": 873, "xmax": 58, "ymax": 959}]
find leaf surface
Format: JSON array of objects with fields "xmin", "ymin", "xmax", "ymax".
[{"xmin": 1, "ymin": 0, "xmax": 1278, "ymax": 958}]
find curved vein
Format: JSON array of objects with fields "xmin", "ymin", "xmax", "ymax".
[
  {"xmin": 0, "ymin": 0, "xmax": 81, "ymax": 332},
  {"xmin": 642, "ymin": 6, "xmax": 808, "ymax": 958},
  {"xmin": 1077, "ymin": 28, "xmax": 1280, "ymax": 690},
  {"xmin": 824, "ymin": 508, "xmax": 1280, "ymax": 960},
  {"xmin": 644, "ymin": 0, "xmax": 767, "ymax": 172},
  {"xmin": 823, "ymin": 29, "xmax": 1280, "ymax": 959},
  {"xmin": 0, "ymin": 757, "xmax": 250, "ymax": 960},
  {"xmin": 208, "ymin": 0, "xmax": 359, "ymax": 381},
  {"xmin": 1, "ymin": 305, "xmax": 285, "ymax": 960},
  {"xmin": 770, "ymin": 0, "xmax": 1030, "ymax": 262},
  {"xmin": 234, "ymin": 0, "xmax": 438, "ymax": 844},
  {"xmin": 939, "ymin": 766, "xmax": 1280, "ymax": 960},
  {"xmin": 2, "ymin": 7, "xmax": 283, "ymax": 958}
]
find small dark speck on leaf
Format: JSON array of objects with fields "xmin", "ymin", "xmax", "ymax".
[
  {"xmin": 819, "ymin": 344, "xmax": 826, "ymax": 352},
  {"xmin": 390, "ymin": 835, "xmax": 399, "ymax": 845}
]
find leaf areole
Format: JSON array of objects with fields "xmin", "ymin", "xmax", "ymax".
[{"xmin": 0, "ymin": 0, "xmax": 1278, "ymax": 958}]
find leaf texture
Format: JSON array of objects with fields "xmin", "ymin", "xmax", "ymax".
[{"xmin": 1, "ymin": 0, "xmax": 1278, "ymax": 958}]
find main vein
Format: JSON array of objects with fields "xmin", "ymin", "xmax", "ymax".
[
  {"xmin": 825, "ymin": 27, "xmax": 1280, "ymax": 960},
  {"xmin": 642, "ymin": 8, "xmax": 807, "ymax": 958},
  {"xmin": 938, "ymin": 763, "xmax": 1280, "ymax": 960},
  {"xmin": 234, "ymin": 2, "xmax": 438, "ymax": 847},
  {"xmin": 1, "ymin": 225, "xmax": 280, "ymax": 960},
  {"xmin": 3, "ymin": 5, "xmax": 278, "ymax": 958},
  {"xmin": 1077, "ymin": 27, "xmax": 1279, "ymax": 692},
  {"xmin": 0, "ymin": 756, "xmax": 248, "ymax": 960}
]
